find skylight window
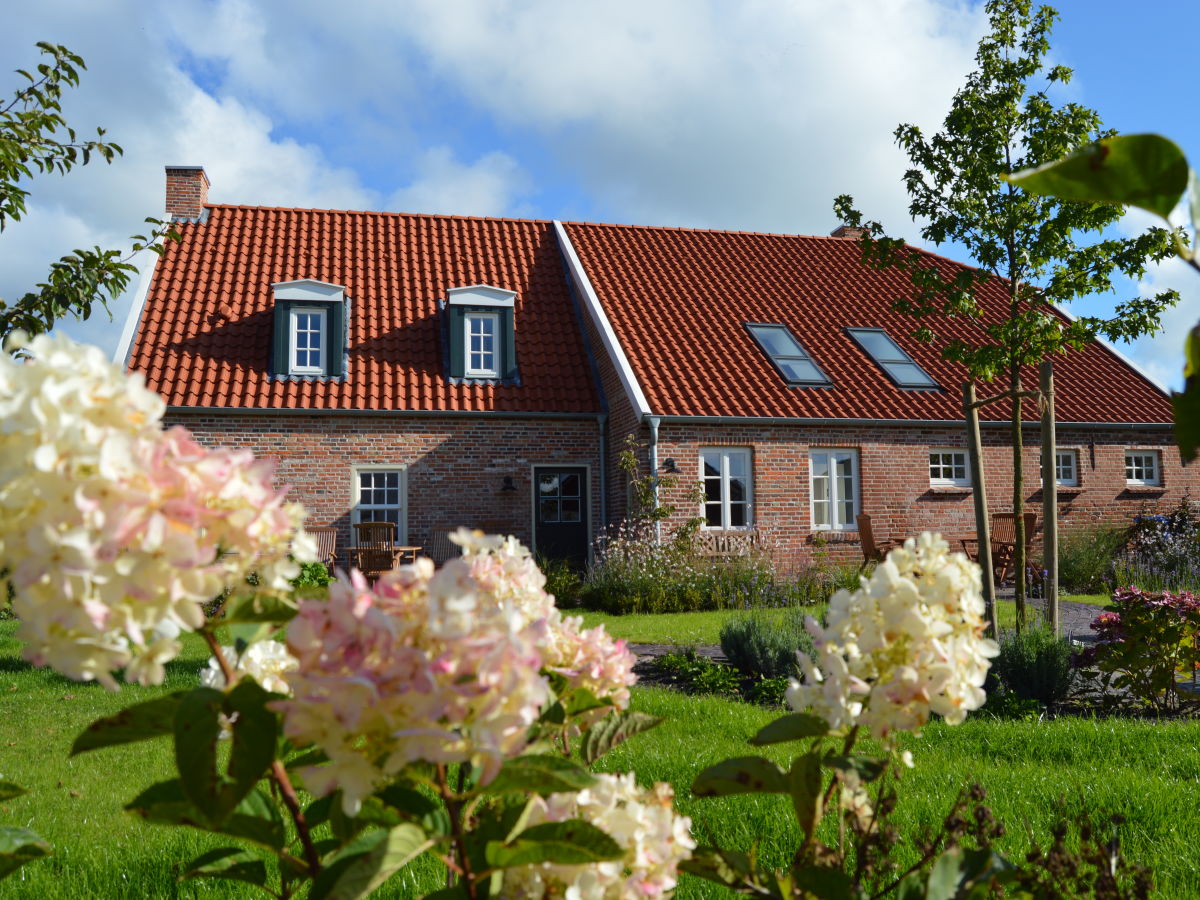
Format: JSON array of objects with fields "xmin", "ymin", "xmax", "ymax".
[
  {"xmin": 746, "ymin": 323, "xmax": 831, "ymax": 386},
  {"xmin": 846, "ymin": 328, "xmax": 938, "ymax": 389}
]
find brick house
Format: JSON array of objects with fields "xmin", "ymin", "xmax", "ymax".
[{"xmin": 120, "ymin": 167, "xmax": 1195, "ymax": 569}]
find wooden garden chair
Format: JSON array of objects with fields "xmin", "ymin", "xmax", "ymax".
[
  {"xmin": 306, "ymin": 525, "xmax": 339, "ymax": 575},
  {"xmin": 961, "ymin": 512, "xmax": 1037, "ymax": 585},
  {"xmin": 351, "ymin": 520, "xmax": 398, "ymax": 582},
  {"xmin": 857, "ymin": 514, "xmax": 901, "ymax": 566}
]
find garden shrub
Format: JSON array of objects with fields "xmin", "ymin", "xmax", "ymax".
[
  {"xmin": 650, "ymin": 648, "xmax": 741, "ymax": 696},
  {"xmin": 291, "ymin": 560, "xmax": 331, "ymax": 589},
  {"xmin": 1058, "ymin": 524, "xmax": 1125, "ymax": 594},
  {"xmin": 991, "ymin": 625, "xmax": 1074, "ymax": 706},
  {"xmin": 719, "ymin": 608, "xmax": 815, "ymax": 677},
  {"xmin": 538, "ymin": 554, "xmax": 584, "ymax": 607},
  {"xmin": 1077, "ymin": 586, "xmax": 1200, "ymax": 714},
  {"xmin": 1112, "ymin": 497, "xmax": 1200, "ymax": 593}
]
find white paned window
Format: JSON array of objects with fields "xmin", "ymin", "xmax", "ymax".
[
  {"xmin": 929, "ymin": 450, "xmax": 969, "ymax": 487},
  {"xmin": 465, "ymin": 312, "xmax": 499, "ymax": 377},
  {"xmin": 1056, "ymin": 450, "xmax": 1079, "ymax": 487},
  {"xmin": 1125, "ymin": 450, "xmax": 1161, "ymax": 486},
  {"xmin": 810, "ymin": 449, "xmax": 859, "ymax": 531},
  {"xmin": 700, "ymin": 448, "xmax": 752, "ymax": 529},
  {"xmin": 290, "ymin": 307, "xmax": 326, "ymax": 374},
  {"xmin": 353, "ymin": 468, "xmax": 406, "ymax": 535}
]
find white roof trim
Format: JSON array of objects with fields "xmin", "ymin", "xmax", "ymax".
[
  {"xmin": 447, "ymin": 284, "xmax": 517, "ymax": 307},
  {"xmin": 272, "ymin": 279, "xmax": 345, "ymax": 302},
  {"xmin": 113, "ymin": 241, "xmax": 163, "ymax": 369},
  {"xmin": 553, "ymin": 220, "xmax": 651, "ymax": 420}
]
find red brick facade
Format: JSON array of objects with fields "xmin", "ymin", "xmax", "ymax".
[
  {"xmin": 640, "ymin": 420, "xmax": 1196, "ymax": 571},
  {"xmin": 167, "ymin": 411, "xmax": 604, "ymax": 562}
]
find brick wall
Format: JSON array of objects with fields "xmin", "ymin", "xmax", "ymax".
[
  {"xmin": 167, "ymin": 411, "xmax": 604, "ymax": 561},
  {"xmin": 648, "ymin": 420, "xmax": 1196, "ymax": 571},
  {"xmin": 165, "ymin": 166, "xmax": 209, "ymax": 220}
]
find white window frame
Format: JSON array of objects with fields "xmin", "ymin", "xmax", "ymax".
[
  {"xmin": 929, "ymin": 449, "xmax": 970, "ymax": 487},
  {"xmin": 350, "ymin": 466, "xmax": 408, "ymax": 541},
  {"xmin": 1125, "ymin": 450, "xmax": 1161, "ymax": 487},
  {"xmin": 699, "ymin": 448, "xmax": 753, "ymax": 530},
  {"xmin": 1055, "ymin": 449, "xmax": 1079, "ymax": 487},
  {"xmin": 464, "ymin": 311, "xmax": 500, "ymax": 378},
  {"xmin": 809, "ymin": 449, "xmax": 859, "ymax": 532},
  {"xmin": 289, "ymin": 306, "xmax": 327, "ymax": 375}
]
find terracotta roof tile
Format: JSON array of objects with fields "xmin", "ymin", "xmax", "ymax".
[
  {"xmin": 563, "ymin": 221, "xmax": 1171, "ymax": 424},
  {"xmin": 130, "ymin": 206, "xmax": 601, "ymax": 414}
]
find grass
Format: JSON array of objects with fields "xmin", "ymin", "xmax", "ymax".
[
  {"xmin": 4, "ymin": 619, "xmax": 1199, "ymax": 898},
  {"xmin": 580, "ymin": 601, "xmax": 1022, "ymax": 645}
]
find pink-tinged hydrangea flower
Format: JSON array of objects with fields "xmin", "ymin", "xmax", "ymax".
[
  {"xmin": 277, "ymin": 561, "xmax": 551, "ymax": 815},
  {"xmin": 787, "ymin": 532, "xmax": 999, "ymax": 742},
  {"xmin": 503, "ymin": 772, "xmax": 695, "ymax": 900},
  {"xmin": 277, "ymin": 534, "xmax": 639, "ymax": 815},
  {"xmin": 0, "ymin": 333, "xmax": 311, "ymax": 689}
]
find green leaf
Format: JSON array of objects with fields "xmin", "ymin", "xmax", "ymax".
[
  {"xmin": 0, "ymin": 827, "xmax": 51, "ymax": 880},
  {"xmin": 485, "ymin": 820, "xmax": 624, "ymax": 868},
  {"xmin": 70, "ymin": 691, "xmax": 185, "ymax": 756},
  {"xmin": 678, "ymin": 847, "xmax": 752, "ymax": 889},
  {"xmin": 1005, "ymin": 134, "xmax": 1189, "ymax": 222},
  {"xmin": 562, "ymin": 687, "xmax": 610, "ymax": 718},
  {"xmin": 0, "ymin": 782, "xmax": 27, "ymax": 802},
  {"xmin": 691, "ymin": 756, "xmax": 789, "ymax": 797},
  {"xmin": 824, "ymin": 754, "xmax": 885, "ymax": 783},
  {"xmin": 125, "ymin": 779, "xmax": 207, "ymax": 828},
  {"xmin": 174, "ymin": 688, "xmax": 225, "ymax": 823},
  {"xmin": 375, "ymin": 785, "xmax": 451, "ymax": 836},
  {"xmin": 219, "ymin": 788, "xmax": 287, "ymax": 851},
  {"xmin": 223, "ymin": 592, "xmax": 298, "ymax": 625},
  {"xmin": 1173, "ymin": 324, "xmax": 1200, "ymax": 463},
  {"xmin": 222, "ymin": 679, "xmax": 278, "ymax": 815},
  {"xmin": 309, "ymin": 824, "xmax": 430, "ymax": 900},
  {"xmin": 180, "ymin": 847, "xmax": 268, "ymax": 891},
  {"xmin": 748, "ymin": 712, "xmax": 828, "ymax": 746},
  {"xmin": 925, "ymin": 846, "xmax": 963, "ymax": 900},
  {"xmin": 485, "ymin": 755, "xmax": 597, "ymax": 796},
  {"xmin": 788, "ymin": 752, "xmax": 823, "ymax": 840},
  {"xmin": 791, "ymin": 865, "xmax": 852, "ymax": 900},
  {"xmin": 580, "ymin": 710, "xmax": 663, "ymax": 765}
]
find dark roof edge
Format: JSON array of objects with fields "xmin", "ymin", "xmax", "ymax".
[{"xmin": 654, "ymin": 414, "xmax": 1173, "ymax": 431}]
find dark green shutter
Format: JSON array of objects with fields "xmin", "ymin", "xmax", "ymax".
[
  {"xmin": 327, "ymin": 299, "xmax": 345, "ymax": 377},
  {"xmin": 501, "ymin": 308, "xmax": 517, "ymax": 380},
  {"xmin": 270, "ymin": 302, "xmax": 291, "ymax": 376},
  {"xmin": 447, "ymin": 306, "xmax": 466, "ymax": 378}
]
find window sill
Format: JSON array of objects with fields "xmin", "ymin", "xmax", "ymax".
[
  {"xmin": 926, "ymin": 484, "xmax": 971, "ymax": 494},
  {"xmin": 1122, "ymin": 484, "xmax": 1165, "ymax": 493}
]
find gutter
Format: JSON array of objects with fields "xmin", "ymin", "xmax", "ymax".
[
  {"xmin": 166, "ymin": 406, "xmax": 606, "ymax": 422},
  {"xmin": 651, "ymin": 414, "xmax": 1173, "ymax": 431}
]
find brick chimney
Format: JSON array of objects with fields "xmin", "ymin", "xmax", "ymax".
[
  {"xmin": 165, "ymin": 166, "xmax": 210, "ymax": 220},
  {"xmin": 830, "ymin": 224, "xmax": 866, "ymax": 240}
]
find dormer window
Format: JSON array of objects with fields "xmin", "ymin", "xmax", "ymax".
[
  {"xmin": 447, "ymin": 285, "xmax": 517, "ymax": 381},
  {"xmin": 271, "ymin": 280, "xmax": 347, "ymax": 378},
  {"xmin": 846, "ymin": 328, "xmax": 937, "ymax": 389}
]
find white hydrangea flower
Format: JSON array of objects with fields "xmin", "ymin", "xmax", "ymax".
[
  {"xmin": 201, "ymin": 640, "xmax": 299, "ymax": 694},
  {"xmin": 0, "ymin": 333, "xmax": 311, "ymax": 689},
  {"xmin": 787, "ymin": 532, "xmax": 999, "ymax": 742},
  {"xmin": 504, "ymin": 772, "xmax": 695, "ymax": 900}
]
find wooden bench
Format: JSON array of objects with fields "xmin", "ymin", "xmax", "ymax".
[{"xmin": 694, "ymin": 529, "xmax": 762, "ymax": 557}]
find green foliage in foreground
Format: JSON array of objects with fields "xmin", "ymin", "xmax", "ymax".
[{"xmin": 4, "ymin": 623, "xmax": 1198, "ymax": 897}]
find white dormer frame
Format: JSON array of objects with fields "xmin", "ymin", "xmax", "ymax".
[
  {"xmin": 447, "ymin": 284, "xmax": 516, "ymax": 308},
  {"xmin": 273, "ymin": 279, "xmax": 346, "ymax": 303}
]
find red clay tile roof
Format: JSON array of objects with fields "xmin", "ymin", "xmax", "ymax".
[
  {"xmin": 128, "ymin": 205, "xmax": 601, "ymax": 414},
  {"xmin": 563, "ymin": 221, "xmax": 1172, "ymax": 424}
]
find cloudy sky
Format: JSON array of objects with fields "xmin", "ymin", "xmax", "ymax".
[{"xmin": 2, "ymin": 0, "xmax": 1196, "ymax": 388}]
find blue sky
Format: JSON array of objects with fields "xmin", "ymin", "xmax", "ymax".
[{"xmin": 2, "ymin": 0, "xmax": 1197, "ymax": 389}]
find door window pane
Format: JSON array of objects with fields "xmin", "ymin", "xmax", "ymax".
[
  {"xmin": 698, "ymin": 449, "xmax": 753, "ymax": 529},
  {"xmin": 810, "ymin": 450, "xmax": 858, "ymax": 531}
]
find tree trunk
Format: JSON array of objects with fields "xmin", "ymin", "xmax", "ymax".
[
  {"xmin": 1011, "ymin": 366, "xmax": 1027, "ymax": 632},
  {"xmin": 964, "ymin": 382, "xmax": 997, "ymax": 638},
  {"xmin": 1040, "ymin": 361, "xmax": 1059, "ymax": 635}
]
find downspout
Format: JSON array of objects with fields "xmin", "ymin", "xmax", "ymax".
[
  {"xmin": 597, "ymin": 413, "xmax": 607, "ymax": 543},
  {"xmin": 647, "ymin": 415, "xmax": 661, "ymax": 544}
]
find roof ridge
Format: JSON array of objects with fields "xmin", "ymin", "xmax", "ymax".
[
  {"xmin": 562, "ymin": 219, "xmax": 865, "ymax": 241},
  {"xmin": 203, "ymin": 203, "xmax": 554, "ymax": 225}
]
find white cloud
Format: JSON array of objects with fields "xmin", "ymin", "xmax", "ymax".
[{"xmin": 386, "ymin": 148, "xmax": 530, "ymax": 217}]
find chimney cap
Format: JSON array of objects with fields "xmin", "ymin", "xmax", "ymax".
[{"xmin": 166, "ymin": 164, "xmax": 210, "ymax": 182}]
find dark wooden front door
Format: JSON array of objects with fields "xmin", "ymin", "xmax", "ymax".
[{"xmin": 534, "ymin": 467, "xmax": 589, "ymax": 567}]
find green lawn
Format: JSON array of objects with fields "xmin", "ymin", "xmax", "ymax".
[
  {"xmin": 3, "ymin": 619, "xmax": 1196, "ymax": 898},
  {"xmin": 578, "ymin": 600, "xmax": 1023, "ymax": 645}
]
